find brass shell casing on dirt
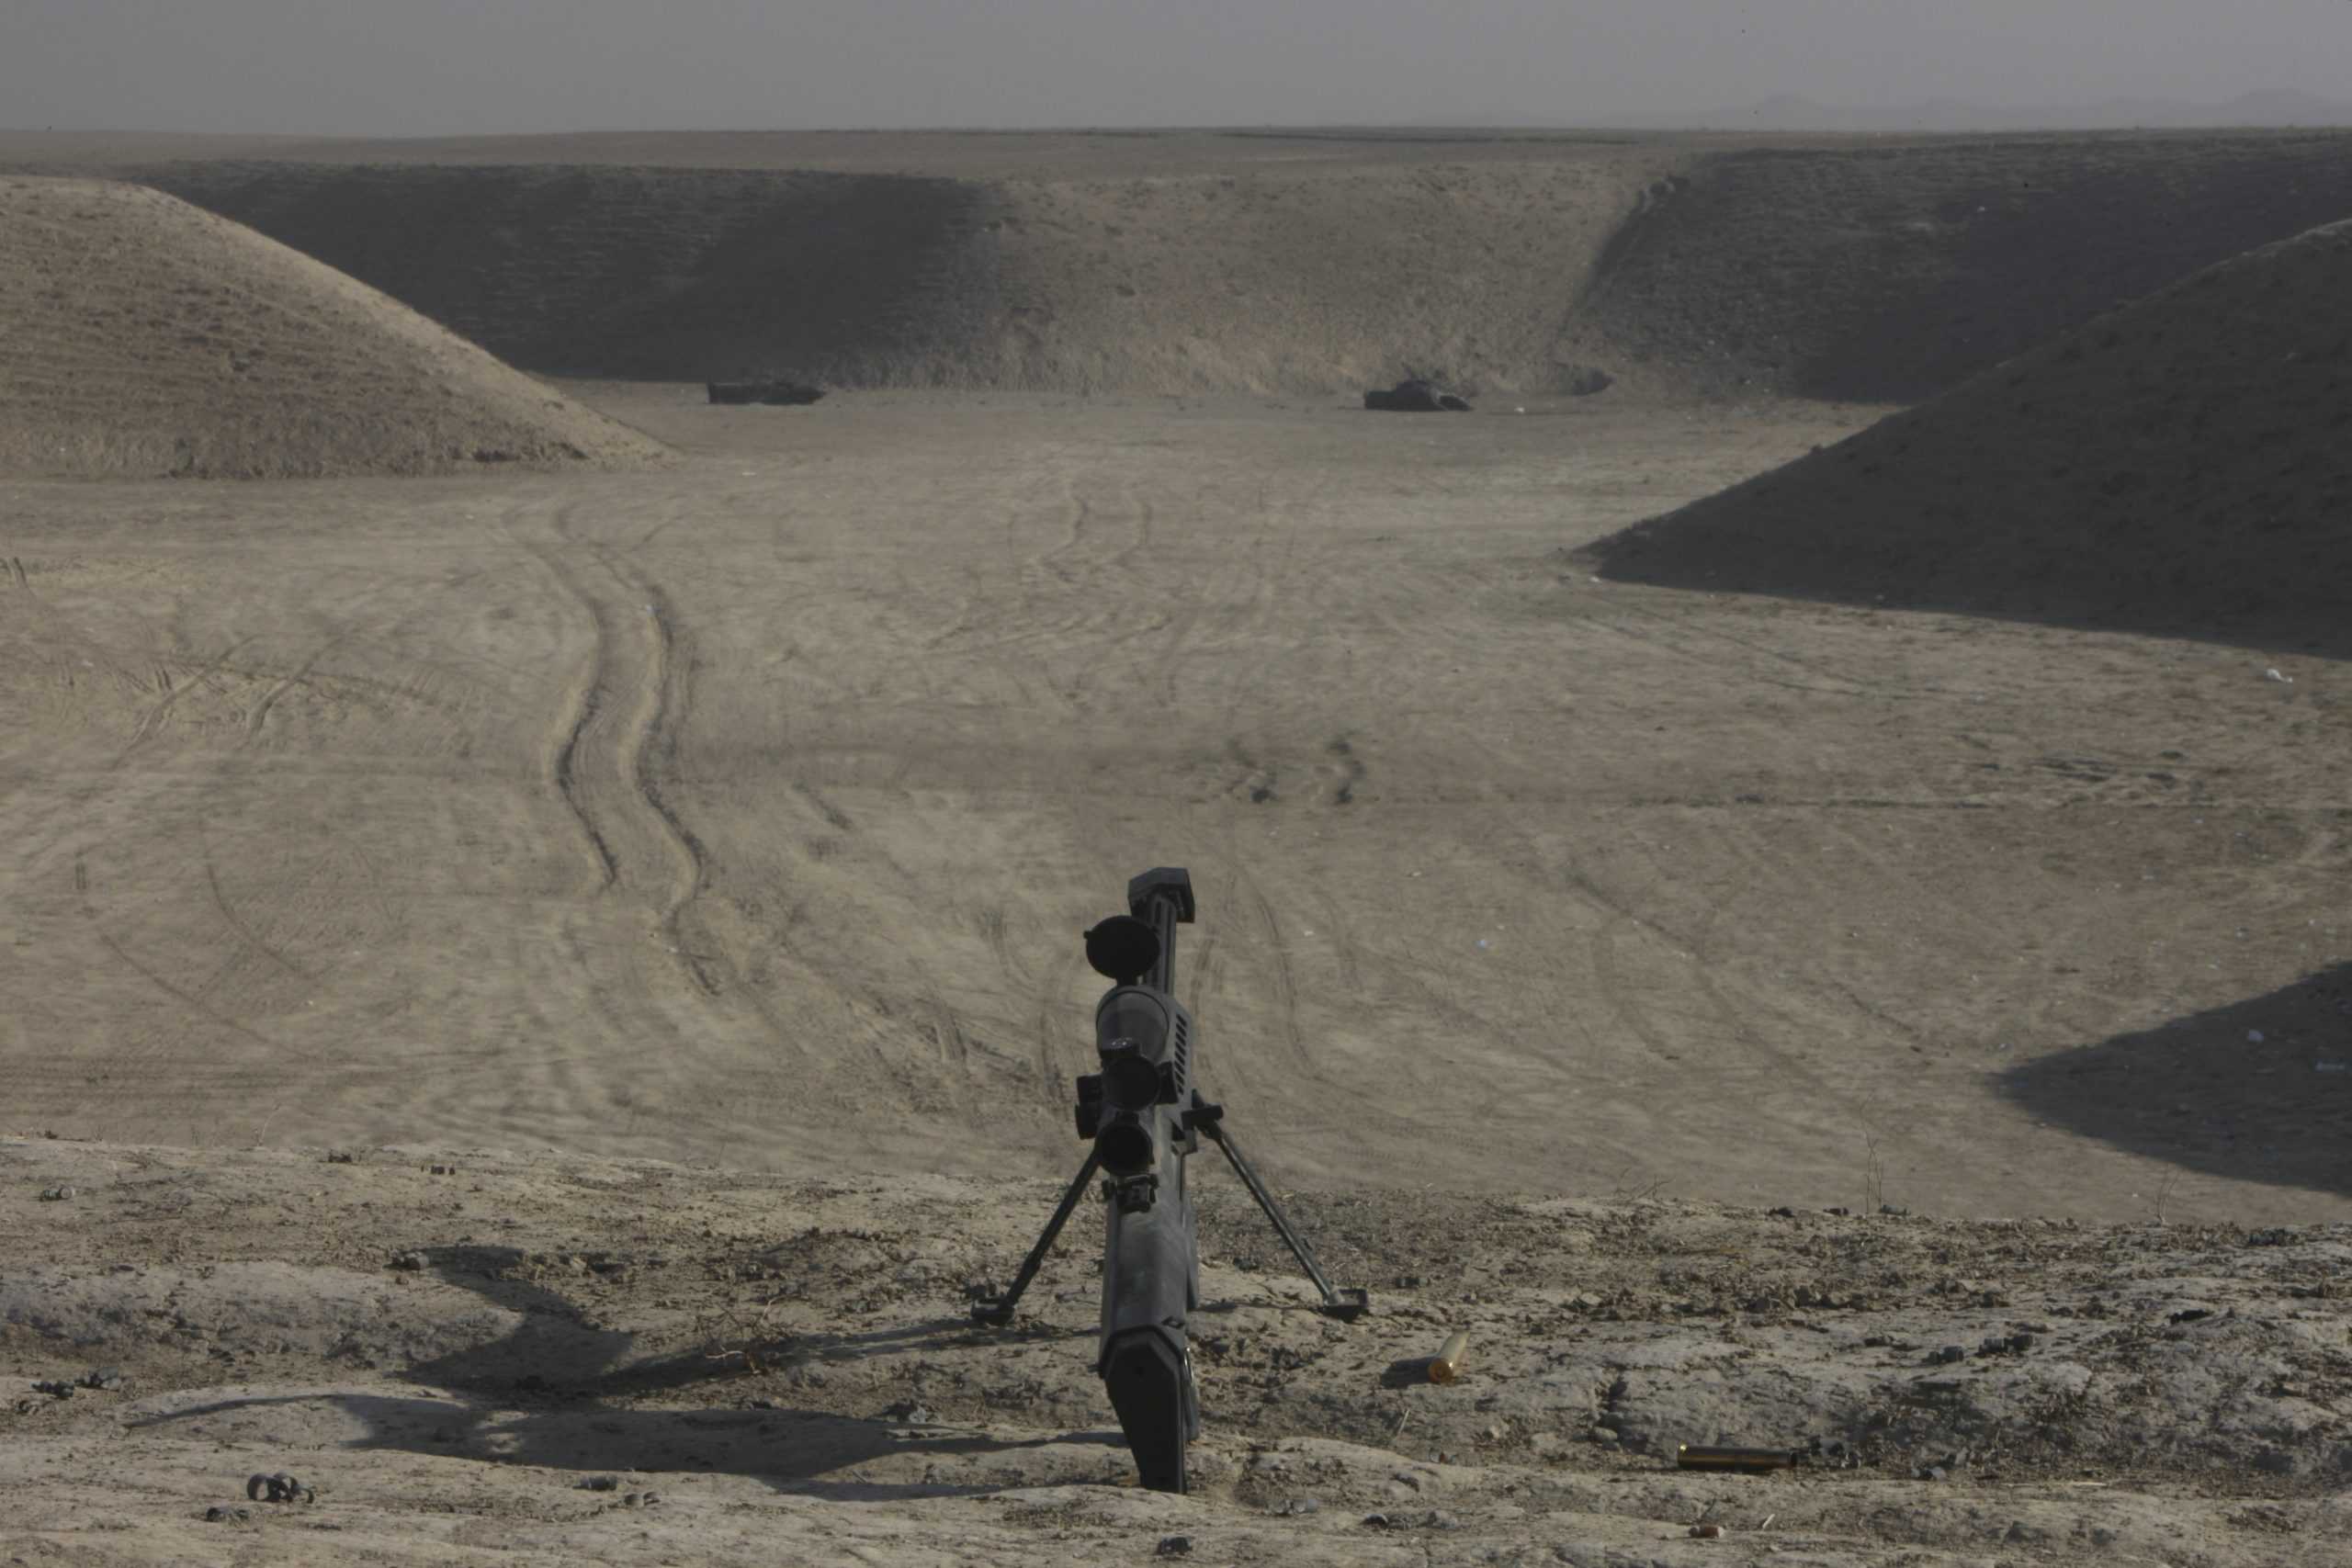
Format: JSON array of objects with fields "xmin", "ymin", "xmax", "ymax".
[
  {"xmin": 1428, "ymin": 1328, "xmax": 1472, "ymax": 1383},
  {"xmin": 1676, "ymin": 1445, "xmax": 1798, "ymax": 1472}
]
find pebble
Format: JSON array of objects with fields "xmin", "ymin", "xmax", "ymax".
[
  {"xmin": 203, "ymin": 1506, "xmax": 253, "ymax": 1523},
  {"xmin": 1269, "ymin": 1496, "xmax": 1322, "ymax": 1517},
  {"xmin": 38, "ymin": 1185, "xmax": 75, "ymax": 1201},
  {"xmin": 390, "ymin": 1251, "xmax": 427, "ymax": 1271},
  {"xmin": 1362, "ymin": 1513, "xmax": 1393, "ymax": 1529},
  {"xmin": 1156, "ymin": 1536, "xmax": 1193, "ymax": 1556}
]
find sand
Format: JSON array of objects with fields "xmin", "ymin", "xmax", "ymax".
[
  {"xmin": 5, "ymin": 1137, "xmax": 2346, "ymax": 1565},
  {"xmin": 0, "ymin": 176, "xmax": 666, "ymax": 478},
  {"xmin": 0, "ymin": 128, "xmax": 2348, "ymax": 1565}
]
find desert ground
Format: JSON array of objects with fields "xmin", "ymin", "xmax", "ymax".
[{"xmin": 2, "ymin": 129, "xmax": 2348, "ymax": 1564}]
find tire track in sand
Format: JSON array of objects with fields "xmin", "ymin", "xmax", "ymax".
[{"xmin": 516, "ymin": 506, "xmax": 716, "ymax": 996}]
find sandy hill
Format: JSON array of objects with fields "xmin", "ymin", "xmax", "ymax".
[
  {"xmin": 1565, "ymin": 133, "xmax": 2352, "ymax": 401},
  {"xmin": 7, "ymin": 132, "xmax": 2351, "ymax": 400},
  {"xmin": 122, "ymin": 155, "xmax": 1666, "ymax": 395},
  {"xmin": 1584, "ymin": 217, "xmax": 2352, "ymax": 657},
  {"xmin": 0, "ymin": 176, "xmax": 667, "ymax": 479}
]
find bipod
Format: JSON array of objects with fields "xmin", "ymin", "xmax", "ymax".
[
  {"xmin": 1188, "ymin": 1098, "xmax": 1370, "ymax": 1321},
  {"xmin": 970, "ymin": 1148, "xmax": 1101, "ymax": 1325}
]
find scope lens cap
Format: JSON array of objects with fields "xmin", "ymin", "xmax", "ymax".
[{"xmin": 1084, "ymin": 915, "xmax": 1160, "ymax": 982}]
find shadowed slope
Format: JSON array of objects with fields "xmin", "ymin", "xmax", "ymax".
[
  {"xmin": 1564, "ymin": 133, "xmax": 2352, "ymax": 400},
  {"xmin": 1585, "ymin": 218, "xmax": 2352, "ymax": 659},
  {"xmin": 0, "ymin": 177, "xmax": 667, "ymax": 479},
  {"xmin": 2000, "ymin": 964, "xmax": 2352, "ymax": 1201},
  {"xmin": 12, "ymin": 131, "xmax": 2352, "ymax": 400},
  {"xmin": 138, "ymin": 156, "xmax": 1663, "ymax": 394},
  {"xmin": 137, "ymin": 163, "xmax": 1007, "ymax": 385}
]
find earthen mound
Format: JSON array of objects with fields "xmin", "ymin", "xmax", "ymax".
[
  {"xmin": 1585, "ymin": 218, "xmax": 2352, "ymax": 657},
  {"xmin": 0, "ymin": 177, "xmax": 667, "ymax": 479},
  {"xmin": 1562, "ymin": 134, "xmax": 2352, "ymax": 401},
  {"xmin": 131, "ymin": 158, "xmax": 1664, "ymax": 397}
]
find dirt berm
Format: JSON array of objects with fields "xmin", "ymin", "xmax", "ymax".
[
  {"xmin": 0, "ymin": 176, "xmax": 666, "ymax": 479},
  {"xmin": 74, "ymin": 130, "xmax": 2352, "ymax": 399},
  {"xmin": 1583, "ymin": 216, "xmax": 2352, "ymax": 660}
]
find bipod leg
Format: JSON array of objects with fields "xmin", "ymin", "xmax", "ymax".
[
  {"xmin": 1199, "ymin": 1121, "xmax": 1369, "ymax": 1320},
  {"xmin": 971, "ymin": 1148, "xmax": 1102, "ymax": 1325}
]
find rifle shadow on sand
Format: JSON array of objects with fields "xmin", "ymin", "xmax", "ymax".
[
  {"xmin": 127, "ymin": 1245, "xmax": 1119, "ymax": 1501},
  {"xmin": 1996, "ymin": 962, "xmax": 2352, "ymax": 1204}
]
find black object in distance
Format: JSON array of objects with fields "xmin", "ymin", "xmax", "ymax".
[
  {"xmin": 1363, "ymin": 378, "xmax": 1471, "ymax": 412},
  {"xmin": 706, "ymin": 379, "xmax": 823, "ymax": 406},
  {"xmin": 970, "ymin": 866, "xmax": 1371, "ymax": 1494}
]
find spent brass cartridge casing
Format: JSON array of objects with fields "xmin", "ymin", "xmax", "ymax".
[
  {"xmin": 1676, "ymin": 1445, "xmax": 1799, "ymax": 1473},
  {"xmin": 1428, "ymin": 1328, "xmax": 1472, "ymax": 1383}
]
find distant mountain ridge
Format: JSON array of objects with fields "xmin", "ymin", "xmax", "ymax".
[{"xmin": 1585, "ymin": 89, "xmax": 2352, "ymax": 133}]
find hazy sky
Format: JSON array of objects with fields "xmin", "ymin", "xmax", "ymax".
[{"xmin": 9, "ymin": 0, "xmax": 2352, "ymax": 136}]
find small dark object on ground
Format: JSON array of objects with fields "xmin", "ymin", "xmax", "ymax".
[
  {"xmin": 2245, "ymin": 1226, "xmax": 2295, "ymax": 1247},
  {"xmin": 31, "ymin": 1380, "xmax": 74, "ymax": 1398},
  {"xmin": 1157, "ymin": 1535, "xmax": 1193, "ymax": 1555},
  {"xmin": 204, "ymin": 1506, "xmax": 253, "ymax": 1523},
  {"xmin": 707, "ymin": 380, "xmax": 825, "ymax": 407},
  {"xmin": 38, "ymin": 1185, "xmax": 74, "ymax": 1201},
  {"xmin": 580, "ymin": 1475, "xmax": 620, "ymax": 1492},
  {"xmin": 1364, "ymin": 378, "xmax": 1471, "ymax": 412},
  {"xmin": 1564, "ymin": 366, "xmax": 1616, "ymax": 397},
  {"xmin": 246, "ymin": 1472, "xmax": 311, "ymax": 1504},
  {"xmin": 1929, "ymin": 1345, "xmax": 1968, "ymax": 1364}
]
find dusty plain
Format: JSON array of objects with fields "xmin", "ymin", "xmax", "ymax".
[{"xmin": 3, "ymin": 128, "xmax": 2349, "ymax": 1565}]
